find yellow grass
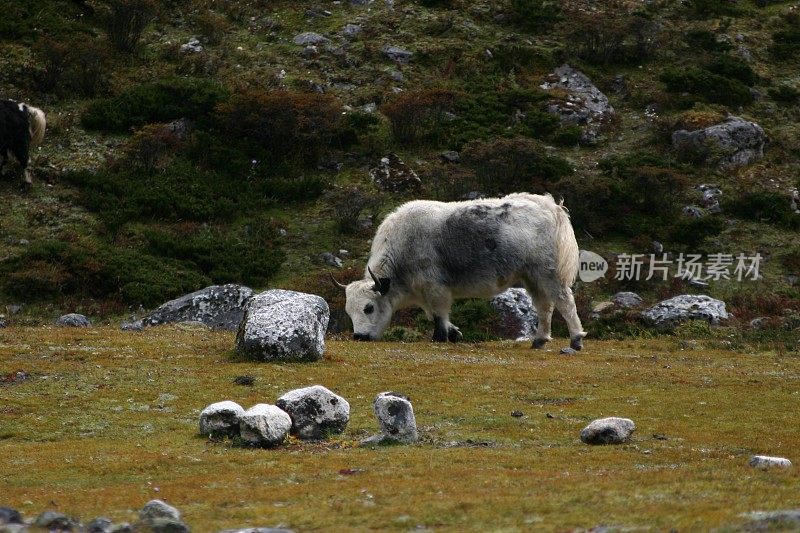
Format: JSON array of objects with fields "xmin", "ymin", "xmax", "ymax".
[{"xmin": 1, "ymin": 327, "xmax": 798, "ymax": 531}]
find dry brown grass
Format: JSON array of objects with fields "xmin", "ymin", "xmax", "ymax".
[{"xmin": 1, "ymin": 327, "xmax": 799, "ymax": 531}]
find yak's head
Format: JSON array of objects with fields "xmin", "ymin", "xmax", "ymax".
[{"xmin": 332, "ymin": 268, "xmax": 392, "ymax": 341}]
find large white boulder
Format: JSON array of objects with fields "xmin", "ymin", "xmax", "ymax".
[
  {"xmin": 580, "ymin": 417, "xmax": 635, "ymax": 445},
  {"xmin": 235, "ymin": 290, "xmax": 329, "ymax": 361},
  {"xmin": 199, "ymin": 401, "xmax": 245, "ymax": 437},
  {"xmin": 642, "ymin": 294, "xmax": 728, "ymax": 328},
  {"xmin": 489, "ymin": 288, "xmax": 539, "ymax": 340},
  {"xmin": 143, "ymin": 284, "xmax": 253, "ymax": 331}
]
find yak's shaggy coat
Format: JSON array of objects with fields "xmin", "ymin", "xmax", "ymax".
[
  {"xmin": 339, "ymin": 193, "xmax": 587, "ymax": 349},
  {"xmin": 0, "ymin": 100, "xmax": 47, "ymax": 187}
]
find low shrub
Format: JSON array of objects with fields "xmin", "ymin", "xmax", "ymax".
[
  {"xmin": 82, "ymin": 78, "xmax": 229, "ymax": 133},
  {"xmin": 660, "ymin": 66, "xmax": 753, "ymax": 107},
  {"xmin": 214, "ymin": 90, "xmax": 342, "ymax": 167},
  {"xmin": 769, "ymin": 29, "xmax": 800, "ymax": 60},
  {"xmin": 121, "ymin": 123, "xmax": 186, "ymax": 171},
  {"xmin": 687, "ymin": 0, "xmax": 748, "ymax": 17},
  {"xmin": 705, "ymin": 55, "xmax": 757, "ymax": 86},
  {"xmin": 144, "ymin": 224, "xmax": 285, "ymax": 287},
  {"xmin": 567, "ymin": 10, "xmax": 659, "ymax": 65},
  {"xmin": 726, "ymin": 191, "xmax": 800, "ymax": 229},
  {"xmin": 324, "ymin": 187, "xmax": 384, "ymax": 234},
  {"xmin": 34, "ymin": 35, "xmax": 112, "ymax": 96},
  {"xmin": 460, "ymin": 137, "xmax": 573, "ymax": 195},
  {"xmin": 768, "ymin": 84, "xmax": 800, "ymax": 104},
  {"xmin": 192, "ymin": 9, "xmax": 230, "ymax": 45},
  {"xmin": 1, "ymin": 239, "xmax": 210, "ymax": 306},
  {"xmin": 510, "ymin": 0, "xmax": 561, "ymax": 31},
  {"xmin": 102, "ymin": 0, "xmax": 159, "ymax": 53},
  {"xmin": 0, "ymin": 0, "xmax": 90, "ymax": 42},
  {"xmin": 683, "ymin": 29, "xmax": 732, "ymax": 52},
  {"xmin": 381, "ymin": 89, "xmax": 457, "ymax": 146}
]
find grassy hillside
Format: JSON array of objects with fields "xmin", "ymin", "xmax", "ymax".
[
  {"xmin": 1, "ymin": 328, "xmax": 799, "ymax": 530},
  {"xmin": 0, "ymin": 0, "xmax": 798, "ymax": 340}
]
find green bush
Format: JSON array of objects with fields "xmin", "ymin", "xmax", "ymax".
[
  {"xmin": 687, "ymin": 0, "xmax": 748, "ymax": 17},
  {"xmin": 102, "ymin": 0, "xmax": 159, "ymax": 53},
  {"xmin": 684, "ymin": 30, "xmax": 732, "ymax": 52},
  {"xmin": 144, "ymin": 224, "xmax": 285, "ymax": 286},
  {"xmin": 510, "ymin": 0, "xmax": 561, "ymax": 31},
  {"xmin": 34, "ymin": 35, "xmax": 112, "ymax": 96},
  {"xmin": 551, "ymin": 125, "xmax": 583, "ymax": 146},
  {"xmin": 0, "ymin": 0, "xmax": 90, "ymax": 42},
  {"xmin": 768, "ymin": 84, "xmax": 800, "ymax": 103},
  {"xmin": 82, "ymin": 78, "xmax": 229, "ymax": 133},
  {"xmin": 706, "ymin": 55, "xmax": 757, "ymax": 86},
  {"xmin": 726, "ymin": 191, "xmax": 800, "ymax": 229},
  {"xmin": 381, "ymin": 89, "xmax": 456, "ymax": 146},
  {"xmin": 460, "ymin": 137, "xmax": 573, "ymax": 195},
  {"xmin": 660, "ymin": 66, "xmax": 753, "ymax": 107},
  {"xmin": 1, "ymin": 239, "xmax": 210, "ymax": 306},
  {"xmin": 769, "ymin": 29, "xmax": 800, "ymax": 60}
]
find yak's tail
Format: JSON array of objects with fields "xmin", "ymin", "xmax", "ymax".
[
  {"xmin": 27, "ymin": 106, "xmax": 47, "ymax": 148},
  {"xmin": 553, "ymin": 197, "xmax": 579, "ymax": 287}
]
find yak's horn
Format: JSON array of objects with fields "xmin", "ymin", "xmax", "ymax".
[{"xmin": 329, "ymin": 273, "xmax": 347, "ymax": 290}]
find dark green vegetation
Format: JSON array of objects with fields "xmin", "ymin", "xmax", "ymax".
[
  {"xmin": 0, "ymin": 0, "xmax": 797, "ymax": 335},
  {"xmin": 1, "ymin": 328, "xmax": 799, "ymax": 530}
]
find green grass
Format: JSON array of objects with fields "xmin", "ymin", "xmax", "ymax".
[{"xmin": 1, "ymin": 328, "xmax": 798, "ymax": 531}]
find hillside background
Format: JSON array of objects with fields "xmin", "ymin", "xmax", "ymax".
[{"xmin": 0, "ymin": 0, "xmax": 798, "ymax": 343}]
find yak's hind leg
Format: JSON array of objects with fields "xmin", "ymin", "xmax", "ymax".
[
  {"xmin": 524, "ymin": 283, "xmax": 554, "ymax": 349},
  {"xmin": 550, "ymin": 283, "xmax": 586, "ymax": 350},
  {"xmin": 9, "ymin": 138, "xmax": 32, "ymax": 189},
  {"xmin": 422, "ymin": 285, "xmax": 462, "ymax": 342}
]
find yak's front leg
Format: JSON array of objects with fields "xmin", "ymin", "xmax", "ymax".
[
  {"xmin": 425, "ymin": 286, "xmax": 462, "ymax": 342},
  {"xmin": 433, "ymin": 316, "xmax": 462, "ymax": 342}
]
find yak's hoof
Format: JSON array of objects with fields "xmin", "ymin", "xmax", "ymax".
[
  {"xmin": 570, "ymin": 336, "xmax": 584, "ymax": 351},
  {"xmin": 532, "ymin": 338, "xmax": 548, "ymax": 349},
  {"xmin": 447, "ymin": 326, "xmax": 463, "ymax": 343},
  {"xmin": 432, "ymin": 329, "xmax": 448, "ymax": 342}
]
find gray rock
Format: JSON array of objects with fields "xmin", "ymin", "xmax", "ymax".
[
  {"xmin": 0, "ymin": 318, "xmax": 5, "ymax": 329},
  {"xmin": 56, "ymin": 313, "xmax": 91, "ymax": 327},
  {"xmin": 34, "ymin": 511, "xmax": 77, "ymax": 529},
  {"xmin": 372, "ymin": 392, "xmax": 418, "ymax": 443},
  {"xmin": 749, "ymin": 455, "xmax": 792, "ymax": 469},
  {"xmin": 589, "ymin": 301, "xmax": 614, "ymax": 320},
  {"xmin": 218, "ymin": 529, "xmax": 294, "ymax": 533},
  {"xmin": 199, "ymin": 401, "xmax": 246, "ymax": 437},
  {"xmin": 369, "ymin": 153, "xmax": 421, "ymax": 192},
  {"xmin": 749, "ymin": 317, "xmax": 770, "ymax": 330},
  {"xmin": 439, "ymin": 150, "xmax": 460, "ymax": 163},
  {"xmin": 239, "ymin": 404, "xmax": 292, "ymax": 447},
  {"xmin": 611, "ymin": 292, "xmax": 643, "ymax": 309},
  {"xmin": 147, "ymin": 518, "xmax": 190, "ymax": 533},
  {"xmin": 293, "ymin": 32, "xmax": 329, "ymax": 46},
  {"xmin": 0, "ymin": 507, "xmax": 22, "ymax": 524},
  {"xmin": 489, "ymin": 288, "xmax": 539, "ymax": 340},
  {"xmin": 143, "ymin": 284, "xmax": 253, "ymax": 331},
  {"xmin": 141, "ymin": 500, "xmax": 181, "ymax": 523},
  {"xmin": 121, "ymin": 319, "xmax": 144, "ymax": 331},
  {"xmin": 276, "ymin": 385, "xmax": 350, "ymax": 439},
  {"xmin": 642, "ymin": 295, "xmax": 728, "ymax": 328},
  {"xmin": 541, "ymin": 64, "xmax": 614, "ymax": 142},
  {"xmin": 180, "ymin": 37, "xmax": 204, "ymax": 53},
  {"xmin": 320, "ymin": 252, "xmax": 343, "ymax": 269},
  {"xmin": 672, "ymin": 116, "xmax": 767, "ymax": 169},
  {"xmin": 560, "ymin": 347, "xmax": 577, "ymax": 355},
  {"xmin": 342, "ymin": 24, "xmax": 362, "ymax": 39},
  {"xmin": 382, "ymin": 45, "xmax": 413, "ymax": 63},
  {"xmin": 235, "ymin": 289, "xmax": 329, "ymax": 362},
  {"xmin": 580, "ymin": 417, "xmax": 635, "ymax": 445},
  {"xmin": 6, "ymin": 304, "xmax": 21, "ymax": 314},
  {"xmin": 87, "ymin": 517, "xmax": 114, "ymax": 533},
  {"xmin": 745, "ymin": 510, "xmax": 800, "ymax": 529},
  {"xmin": 682, "ymin": 205, "xmax": 705, "ymax": 218}
]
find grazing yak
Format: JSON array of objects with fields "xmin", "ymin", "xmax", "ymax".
[
  {"xmin": 0, "ymin": 100, "xmax": 47, "ymax": 188},
  {"xmin": 332, "ymin": 193, "xmax": 587, "ymax": 350}
]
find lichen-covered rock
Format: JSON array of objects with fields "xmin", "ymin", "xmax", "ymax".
[
  {"xmin": 611, "ymin": 291, "xmax": 643, "ymax": 309},
  {"xmin": 143, "ymin": 284, "xmax": 253, "ymax": 331},
  {"xmin": 369, "ymin": 153, "xmax": 421, "ymax": 192},
  {"xmin": 489, "ymin": 288, "xmax": 539, "ymax": 340},
  {"xmin": 276, "ymin": 385, "xmax": 350, "ymax": 439},
  {"xmin": 541, "ymin": 64, "xmax": 614, "ymax": 144},
  {"xmin": 642, "ymin": 295, "xmax": 728, "ymax": 328},
  {"xmin": 235, "ymin": 290, "xmax": 329, "ymax": 361},
  {"xmin": 580, "ymin": 417, "xmax": 635, "ymax": 445},
  {"xmin": 745, "ymin": 510, "xmax": 800, "ymax": 529},
  {"xmin": 749, "ymin": 455, "xmax": 792, "ymax": 469},
  {"xmin": 0, "ymin": 507, "xmax": 22, "ymax": 525},
  {"xmin": 372, "ymin": 392, "xmax": 418, "ymax": 444},
  {"xmin": 87, "ymin": 517, "xmax": 114, "ymax": 533},
  {"xmin": 342, "ymin": 24, "xmax": 362, "ymax": 39},
  {"xmin": 56, "ymin": 313, "xmax": 91, "ymax": 327},
  {"xmin": 239, "ymin": 404, "xmax": 292, "ymax": 447},
  {"xmin": 293, "ymin": 32, "xmax": 329, "ymax": 46},
  {"xmin": 382, "ymin": 45, "xmax": 412, "ymax": 63},
  {"xmin": 140, "ymin": 500, "xmax": 181, "ymax": 523},
  {"xmin": 199, "ymin": 401, "xmax": 245, "ymax": 437},
  {"xmin": 35, "ymin": 511, "xmax": 78, "ymax": 529},
  {"xmin": 672, "ymin": 116, "xmax": 766, "ymax": 169}
]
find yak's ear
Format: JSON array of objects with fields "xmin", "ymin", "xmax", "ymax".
[{"xmin": 376, "ymin": 277, "xmax": 391, "ymax": 296}]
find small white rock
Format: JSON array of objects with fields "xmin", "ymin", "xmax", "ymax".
[
  {"xmin": 239, "ymin": 404, "xmax": 292, "ymax": 447},
  {"xmin": 199, "ymin": 401, "xmax": 245, "ymax": 437},
  {"xmin": 749, "ymin": 455, "xmax": 792, "ymax": 469},
  {"xmin": 276, "ymin": 385, "xmax": 350, "ymax": 440},
  {"xmin": 372, "ymin": 392, "xmax": 418, "ymax": 443}
]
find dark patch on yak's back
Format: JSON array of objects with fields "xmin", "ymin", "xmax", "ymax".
[{"xmin": 485, "ymin": 238, "xmax": 497, "ymax": 251}]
